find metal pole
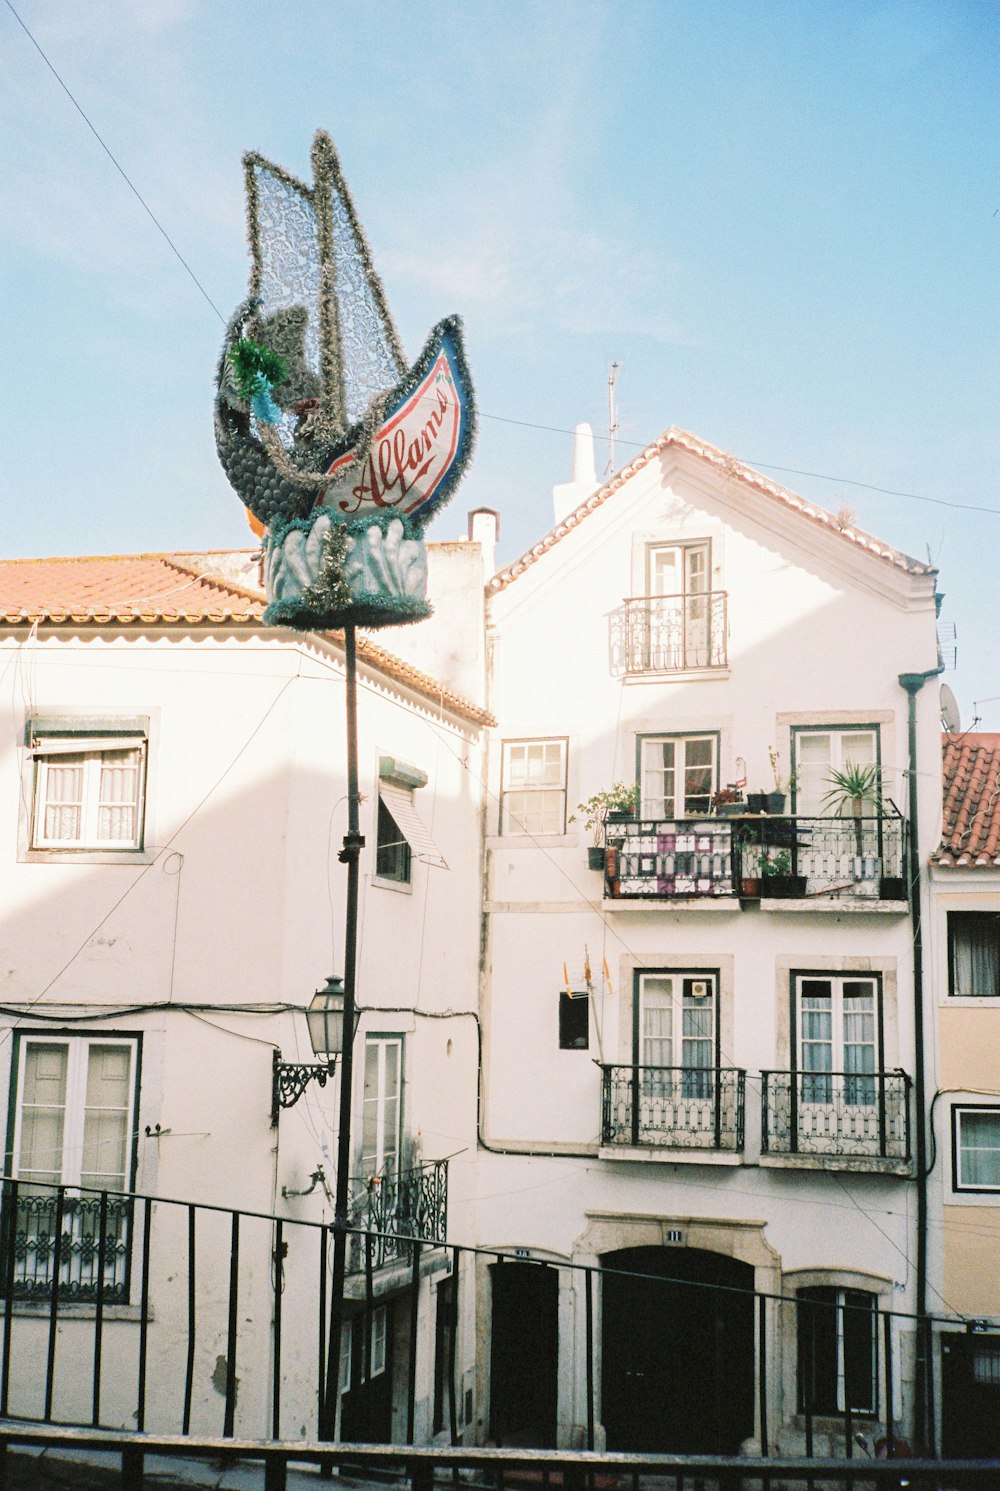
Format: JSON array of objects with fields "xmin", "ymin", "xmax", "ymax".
[
  {"xmin": 322, "ymin": 624, "xmax": 364, "ymax": 1440},
  {"xmin": 898, "ymin": 665, "xmax": 942, "ymax": 1454}
]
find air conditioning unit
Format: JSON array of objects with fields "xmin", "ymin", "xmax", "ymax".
[{"xmin": 689, "ymin": 980, "xmax": 710, "ymax": 999}]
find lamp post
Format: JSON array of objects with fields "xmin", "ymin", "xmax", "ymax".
[{"xmin": 271, "ymin": 976, "xmax": 348, "ymax": 1126}]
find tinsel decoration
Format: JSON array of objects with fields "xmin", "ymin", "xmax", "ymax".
[{"xmin": 213, "ymin": 130, "xmax": 476, "ymax": 632}]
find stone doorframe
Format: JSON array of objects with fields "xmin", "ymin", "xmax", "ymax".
[{"xmin": 572, "ymin": 1212, "xmax": 782, "ymax": 1453}]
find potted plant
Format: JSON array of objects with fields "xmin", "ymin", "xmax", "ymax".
[
  {"xmin": 712, "ymin": 787, "xmax": 744, "ymax": 817},
  {"xmin": 761, "ymin": 847, "xmax": 807, "ymax": 898},
  {"xmin": 571, "ymin": 782, "xmax": 638, "ymax": 870},
  {"xmin": 821, "ymin": 761, "xmax": 882, "ymax": 854}
]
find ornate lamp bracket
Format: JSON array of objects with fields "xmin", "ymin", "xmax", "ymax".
[{"xmin": 272, "ymin": 1049, "xmax": 336, "ymax": 1127}]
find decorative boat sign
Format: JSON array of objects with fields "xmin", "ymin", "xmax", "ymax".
[
  {"xmin": 323, "ymin": 323, "xmax": 469, "ymax": 520},
  {"xmin": 214, "ymin": 131, "xmax": 475, "ymax": 631}
]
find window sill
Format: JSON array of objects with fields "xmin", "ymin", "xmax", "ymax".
[
  {"xmin": 5, "ymin": 1301, "xmax": 148, "ymax": 1322},
  {"xmin": 20, "ymin": 847, "xmax": 155, "ymax": 866},
  {"xmin": 372, "ymin": 875, "xmax": 413, "ymax": 895}
]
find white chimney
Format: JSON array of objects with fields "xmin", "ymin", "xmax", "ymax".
[
  {"xmin": 552, "ymin": 423, "xmax": 597, "ymax": 524},
  {"xmin": 468, "ymin": 507, "xmax": 499, "ymax": 576}
]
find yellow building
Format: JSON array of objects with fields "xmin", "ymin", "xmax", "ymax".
[{"xmin": 930, "ymin": 732, "xmax": 1000, "ymax": 1457}]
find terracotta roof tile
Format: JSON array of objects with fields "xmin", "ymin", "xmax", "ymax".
[
  {"xmin": 0, "ymin": 553, "xmax": 264, "ymax": 624},
  {"xmin": 0, "ymin": 551, "xmax": 493, "ymax": 729},
  {"xmin": 933, "ymin": 734, "xmax": 1000, "ymax": 867},
  {"xmin": 488, "ymin": 427, "xmax": 935, "ymax": 592}
]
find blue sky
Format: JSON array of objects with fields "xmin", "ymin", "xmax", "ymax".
[{"xmin": 2, "ymin": 0, "xmax": 998, "ymax": 723}]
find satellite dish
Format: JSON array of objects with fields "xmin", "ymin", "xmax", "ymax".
[{"xmin": 940, "ymin": 683, "xmax": 961, "ymax": 734}]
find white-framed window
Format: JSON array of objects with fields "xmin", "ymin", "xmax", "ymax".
[
  {"xmin": 795, "ymin": 975, "xmax": 880, "ymax": 1107},
  {"xmin": 636, "ymin": 971, "xmax": 716, "ymax": 1103},
  {"xmin": 792, "ymin": 727, "xmax": 879, "ymax": 817},
  {"xmin": 639, "ymin": 734, "xmax": 717, "ymax": 818},
  {"xmin": 7, "ymin": 1033, "xmax": 140, "ymax": 1300},
  {"xmin": 29, "ymin": 722, "xmax": 148, "ymax": 852},
  {"xmin": 500, "ymin": 739, "xmax": 567, "ymax": 836},
  {"xmin": 952, "ymin": 1107, "xmax": 1000, "ymax": 1192},
  {"xmin": 797, "ymin": 1286, "xmax": 877, "ymax": 1414},
  {"xmin": 361, "ymin": 1036, "xmax": 403, "ymax": 1183},
  {"xmin": 948, "ymin": 913, "xmax": 1000, "ymax": 998}
]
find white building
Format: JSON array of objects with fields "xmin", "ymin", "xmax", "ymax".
[
  {"xmin": 0, "ymin": 546, "xmax": 491, "ymax": 1444},
  {"xmin": 475, "ymin": 424, "xmax": 942, "ymax": 1455}
]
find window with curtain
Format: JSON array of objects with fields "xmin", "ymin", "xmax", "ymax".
[
  {"xmin": 29, "ymin": 724, "xmax": 148, "ymax": 852},
  {"xmin": 639, "ymin": 734, "xmax": 717, "ymax": 818},
  {"xmin": 948, "ymin": 913, "xmax": 1000, "ymax": 998},
  {"xmin": 360, "ymin": 1036, "xmax": 403, "ymax": 1183},
  {"xmin": 637, "ymin": 972, "xmax": 716, "ymax": 1100},
  {"xmin": 796, "ymin": 975, "xmax": 879, "ymax": 1108},
  {"xmin": 953, "ymin": 1107, "xmax": 1000, "ymax": 1191}
]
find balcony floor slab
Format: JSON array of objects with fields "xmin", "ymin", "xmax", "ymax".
[
  {"xmin": 758, "ymin": 1153, "xmax": 912, "ymax": 1177},
  {"xmin": 597, "ymin": 1145, "xmax": 744, "ymax": 1166}
]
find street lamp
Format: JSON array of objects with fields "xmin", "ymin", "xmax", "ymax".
[{"xmin": 271, "ymin": 975, "xmax": 353, "ymax": 1126}]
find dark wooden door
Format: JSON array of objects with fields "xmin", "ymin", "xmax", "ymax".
[
  {"xmin": 601, "ymin": 1246, "xmax": 755, "ymax": 1454},
  {"xmin": 489, "ymin": 1261, "xmax": 559, "ymax": 1446}
]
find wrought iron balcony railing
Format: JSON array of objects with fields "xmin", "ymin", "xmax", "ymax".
[
  {"xmin": 3, "ymin": 1187, "xmax": 133, "ymax": 1302},
  {"xmin": 349, "ymin": 1158, "xmax": 448, "ymax": 1271},
  {"xmin": 603, "ymin": 813, "xmax": 909, "ymax": 902},
  {"xmin": 735, "ymin": 813, "xmax": 908, "ymax": 900},
  {"xmin": 611, "ymin": 590, "xmax": 728, "ymax": 675},
  {"xmin": 601, "ymin": 1065, "xmax": 745, "ymax": 1151},
  {"xmin": 761, "ymin": 1069, "xmax": 911, "ymax": 1163}
]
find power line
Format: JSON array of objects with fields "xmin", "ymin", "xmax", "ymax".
[{"xmin": 3, "ymin": 0, "xmax": 226, "ymax": 325}]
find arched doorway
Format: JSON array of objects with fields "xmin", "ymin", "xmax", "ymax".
[{"xmin": 601, "ymin": 1245, "xmax": 755, "ymax": 1454}]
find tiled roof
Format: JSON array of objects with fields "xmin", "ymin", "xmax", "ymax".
[
  {"xmin": 0, "ymin": 552, "xmax": 493, "ymax": 729},
  {"xmin": 0, "ymin": 552, "xmax": 265, "ymax": 624},
  {"xmin": 933, "ymin": 734, "xmax": 1000, "ymax": 867},
  {"xmin": 488, "ymin": 426, "xmax": 935, "ymax": 592}
]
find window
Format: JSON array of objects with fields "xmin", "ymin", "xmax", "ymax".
[
  {"xmin": 797, "ymin": 1287, "xmax": 877, "ymax": 1414},
  {"xmin": 792, "ymin": 728, "xmax": 879, "ymax": 817},
  {"xmin": 341, "ymin": 1304, "xmax": 388, "ymax": 1393},
  {"xmin": 636, "ymin": 971, "xmax": 716, "ymax": 1098},
  {"xmin": 639, "ymin": 734, "xmax": 717, "ymax": 818},
  {"xmin": 643, "ymin": 541, "xmax": 713, "ymax": 670},
  {"xmin": 376, "ymin": 796, "xmax": 411, "ymax": 882},
  {"xmin": 559, "ymin": 991, "xmax": 589, "ymax": 1050},
  {"xmin": 795, "ymin": 975, "xmax": 880, "ymax": 1107},
  {"xmin": 500, "ymin": 739, "xmax": 567, "ymax": 836},
  {"xmin": 361, "ymin": 1036, "xmax": 403, "ymax": 1183},
  {"xmin": 948, "ymin": 913, "xmax": 1000, "ymax": 998},
  {"xmin": 953, "ymin": 1107, "xmax": 1000, "ymax": 1191},
  {"xmin": 29, "ymin": 720, "xmax": 148, "ymax": 852},
  {"xmin": 6, "ymin": 1034, "xmax": 139, "ymax": 1300}
]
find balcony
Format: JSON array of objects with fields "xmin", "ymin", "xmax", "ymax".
[
  {"xmin": 348, "ymin": 1158, "xmax": 448, "ymax": 1271},
  {"xmin": 760, "ymin": 1069, "xmax": 911, "ymax": 1169},
  {"xmin": 603, "ymin": 813, "xmax": 909, "ymax": 905},
  {"xmin": 4, "ymin": 1188, "xmax": 133, "ymax": 1302},
  {"xmin": 611, "ymin": 591, "xmax": 728, "ymax": 675},
  {"xmin": 600, "ymin": 1065, "xmax": 745, "ymax": 1153}
]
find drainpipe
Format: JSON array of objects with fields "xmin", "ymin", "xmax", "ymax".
[{"xmin": 898, "ymin": 665, "xmax": 942, "ymax": 1455}]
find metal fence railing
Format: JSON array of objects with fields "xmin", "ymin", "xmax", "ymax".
[{"xmin": 761, "ymin": 1069, "xmax": 911, "ymax": 1162}]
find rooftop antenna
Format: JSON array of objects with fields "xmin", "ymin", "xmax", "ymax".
[{"xmin": 606, "ymin": 361, "xmax": 621, "ymax": 476}]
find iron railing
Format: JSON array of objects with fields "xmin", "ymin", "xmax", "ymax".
[
  {"xmin": 349, "ymin": 1159, "xmax": 448, "ymax": 1270},
  {"xmin": 736, "ymin": 813, "xmax": 908, "ymax": 900},
  {"xmin": 612, "ymin": 591, "xmax": 728, "ymax": 674},
  {"xmin": 0, "ymin": 1176, "xmax": 993, "ymax": 1478},
  {"xmin": 4, "ymin": 1187, "xmax": 133, "ymax": 1302},
  {"xmin": 603, "ymin": 814, "xmax": 908, "ymax": 903},
  {"xmin": 761, "ymin": 1069, "xmax": 911, "ymax": 1162},
  {"xmin": 601, "ymin": 1065, "xmax": 745, "ymax": 1151}
]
